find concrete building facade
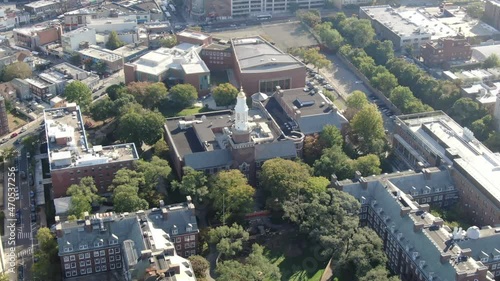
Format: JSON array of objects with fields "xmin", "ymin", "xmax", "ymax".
[
  {"xmin": 392, "ymin": 111, "xmax": 500, "ymax": 226},
  {"xmin": 61, "ymin": 27, "xmax": 96, "ymax": 54},
  {"xmin": 485, "ymin": 0, "xmax": 500, "ymax": 31},
  {"xmin": 13, "ymin": 23, "xmax": 63, "ymax": 50},
  {"xmin": 44, "ymin": 104, "xmax": 138, "ymax": 198},
  {"xmin": 78, "ymin": 45, "xmax": 124, "ymax": 73}
]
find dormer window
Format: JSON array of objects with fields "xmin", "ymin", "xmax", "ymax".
[
  {"xmin": 64, "ymin": 247, "xmax": 73, "ymax": 252},
  {"xmin": 94, "ymin": 240, "xmax": 103, "ymax": 247},
  {"xmin": 172, "ymin": 229, "xmax": 178, "ymax": 235}
]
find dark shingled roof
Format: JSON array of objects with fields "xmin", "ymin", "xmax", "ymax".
[
  {"xmin": 184, "ymin": 149, "xmax": 233, "ymax": 169},
  {"xmin": 254, "ymin": 140, "xmax": 297, "ymax": 161}
]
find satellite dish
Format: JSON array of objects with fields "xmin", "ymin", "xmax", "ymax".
[{"xmin": 466, "ymin": 226, "xmax": 480, "ymax": 239}]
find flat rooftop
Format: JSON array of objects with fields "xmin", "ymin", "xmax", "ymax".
[
  {"xmin": 78, "ymin": 45, "xmax": 123, "ymax": 62},
  {"xmin": 396, "ymin": 111, "xmax": 500, "ymax": 208},
  {"xmin": 131, "ymin": 44, "xmax": 208, "ymax": 76},
  {"xmin": 52, "ymin": 62, "xmax": 88, "ymax": 79},
  {"xmin": 113, "ymin": 44, "xmax": 148, "ymax": 58},
  {"xmin": 232, "ymin": 36, "xmax": 304, "ymax": 73},
  {"xmin": 14, "ymin": 24, "xmax": 58, "ymax": 36},
  {"xmin": 24, "ymin": 0, "xmax": 56, "ymax": 8},
  {"xmin": 62, "ymin": 27, "xmax": 95, "ymax": 38},
  {"xmin": 361, "ymin": 5, "xmax": 500, "ymax": 40},
  {"xmin": 177, "ymin": 30, "xmax": 210, "ymax": 41},
  {"xmin": 44, "ymin": 105, "xmax": 138, "ymax": 170},
  {"xmin": 25, "ymin": 77, "xmax": 52, "ymax": 88},
  {"xmin": 472, "ymin": 44, "xmax": 500, "ymax": 61}
]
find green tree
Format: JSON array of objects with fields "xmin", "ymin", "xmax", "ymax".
[
  {"xmin": 105, "ymin": 31, "xmax": 125, "ymax": 50},
  {"xmin": 350, "ymin": 104, "xmax": 386, "ymax": 155},
  {"xmin": 259, "ymin": 158, "xmax": 312, "ymax": 206},
  {"xmin": 64, "ymin": 80, "xmax": 92, "ymax": 111},
  {"xmin": 313, "ymin": 146, "xmax": 354, "ymax": 180},
  {"xmin": 106, "ymin": 83, "xmax": 126, "ymax": 101},
  {"xmin": 66, "ymin": 177, "xmax": 103, "ymax": 218},
  {"xmin": 212, "ymin": 83, "xmax": 239, "ymax": 107},
  {"xmin": 471, "ymin": 115, "xmax": 492, "ymax": 141},
  {"xmin": 315, "ymin": 22, "xmax": 344, "ymax": 52},
  {"xmin": 110, "ymin": 170, "xmax": 149, "ymax": 212},
  {"xmin": 303, "ymin": 47, "xmax": 331, "ymax": 71},
  {"xmin": 365, "ymin": 40, "xmax": 394, "ymax": 65},
  {"xmin": 283, "ymin": 188, "xmax": 361, "ymax": 257},
  {"xmin": 116, "ymin": 107, "xmax": 165, "ymax": 148},
  {"xmin": 345, "ymin": 90, "xmax": 369, "ymax": 120},
  {"xmin": 466, "ymin": 2, "xmax": 485, "ymax": 19},
  {"xmin": 209, "ymin": 170, "xmax": 255, "ymax": 222},
  {"xmin": 0, "ymin": 273, "xmax": 9, "ymax": 281},
  {"xmin": 353, "ymin": 154, "xmax": 381, "ymax": 176},
  {"xmin": 153, "ymin": 137, "xmax": 169, "ymax": 158},
  {"xmin": 320, "ymin": 124, "xmax": 343, "ymax": 148},
  {"xmin": 359, "ymin": 266, "xmax": 399, "ymax": 281},
  {"xmin": 450, "ymin": 98, "xmax": 484, "ymax": 127},
  {"xmin": 208, "ymin": 224, "xmax": 249, "ymax": 257},
  {"xmin": 136, "ymin": 157, "xmax": 171, "ymax": 207},
  {"xmin": 1, "ymin": 147, "xmax": 18, "ymax": 161},
  {"xmin": 297, "ymin": 10, "xmax": 321, "ymax": 27},
  {"xmin": 1, "ymin": 62, "xmax": 32, "ymax": 82},
  {"xmin": 160, "ymin": 36, "xmax": 177, "ymax": 48},
  {"xmin": 95, "ymin": 60, "xmax": 107, "ymax": 75},
  {"xmin": 370, "ymin": 70, "xmax": 398, "ymax": 94},
  {"xmin": 90, "ymin": 98, "xmax": 114, "ymax": 122},
  {"xmin": 169, "ymin": 84, "xmax": 198, "ymax": 109},
  {"xmin": 69, "ymin": 53, "xmax": 82, "ymax": 66},
  {"xmin": 485, "ymin": 132, "xmax": 500, "ymax": 152},
  {"xmin": 482, "ymin": 54, "xmax": 500, "ymax": 68},
  {"xmin": 217, "ymin": 244, "xmax": 281, "ymax": 281},
  {"xmin": 172, "ymin": 167, "xmax": 209, "ymax": 204},
  {"xmin": 127, "ymin": 81, "xmax": 168, "ymax": 109},
  {"xmin": 33, "ymin": 227, "xmax": 60, "ymax": 280},
  {"xmin": 188, "ymin": 255, "xmax": 210, "ymax": 279},
  {"xmin": 339, "ymin": 18, "xmax": 375, "ymax": 48}
]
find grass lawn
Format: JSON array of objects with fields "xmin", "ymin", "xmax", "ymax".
[
  {"xmin": 162, "ymin": 105, "xmax": 213, "ymax": 117},
  {"xmin": 8, "ymin": 113, "xmax": 27, "ymax": 131},
  {"xmin": 264, "ymin": 233, "xmax": 329, "ymax": 281}
]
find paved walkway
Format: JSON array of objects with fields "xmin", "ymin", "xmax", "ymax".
[{"xmin": 320, "ymin": 258, "xmax": 334, "ymax": 281}]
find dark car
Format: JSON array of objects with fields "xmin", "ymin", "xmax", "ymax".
[
  {"xmin": 18, "ymin": 265, "xmax": 24, "ymax": 280},
  {"xmin": 10, "ymin": 132, "xmax": 18, "ymax": 138}
]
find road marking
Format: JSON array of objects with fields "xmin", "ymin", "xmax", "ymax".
[
  {"xmin": 17, "ymin": 232, "xmax": 32, "ymax": 239},
  {"xmin": 17, "ymin": 247, "xmax": 33, "ymax": 258}
]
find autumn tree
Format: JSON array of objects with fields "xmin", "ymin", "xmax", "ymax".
[
  {"xmin": 126, "ymin": 81, "xmax": 168, "ymax": 109},
  {"xmin": 212, "ymin": 83, "xmax": 239, "ymax": 107},
  {"xmin": 188, "ymin": 255, "xmax": 210, "ymax": 279}
]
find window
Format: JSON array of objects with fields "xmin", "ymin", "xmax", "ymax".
[
  {"xmin": 86, "ymin": 260, "xmax": 91, "ymax": 266},
  {"xmin": 70, "ymin": 255, "xmax": 75, "ymax": 261},
  {"xmin": 94, "ymin": 251, "xmax": 99, "ymax": 257},
  {"xmin": 66, "ymin": 271, "xmax": 71, "ymax": 277},
  {"xmin": 94, "ymin": 241, "xmax": 103, "ymax": 247},
  {"xmin": 117, "ymin": 262, "xmax": 122, "ymax": 268},
  {"xmin": 101, "ymin": 257, "xmax": 106, "ymax": 263},
  {"xmin": 64, "ymin": 256, "xmax": 70, "ymax": 262},
  {"xmin": 109, "ymin": 248, "xmax": 114, "ymax": 254},
  {"xmin": 185, "ymin": 243, "xmax": 190, "ymax": 249},
  {"xmin": 87, "ymin": 268, "xmax": 92, "ymax": 274},
  {"xmin": 85, "ymin": 253, "xmax": 90, "ymax": 259},
  {"xmin": 172, "ymin": 229, "xmax": 178, "ymax": 235},
  {"xmin": 110, "ymin": 256, "xmax": 114, "ymax": 262},
  {"xmin": 101, "ymin": 265, "xmax": 107, "ymax": 271},
  {"xmin": 116, "ymin": 255, "xmax": 121, "ymax": 261},
  {"xmin": 110, "ymin": 239, "xmax": 118, "ymax": 245},
  {"xmin": 95, "ymin": 266, "xmax": 101, "ymax": 272},
  {"xmin": 185, "ymin": 251, "xmax": 190, "ymax": 256},
  {"xmin": 80, "ymin": 261, "xmax": 85, "ymax": 267},
  {"xmin": 71, "ymin": 262, "xmax": 76, "ymax": 269},
  {"xmin": 79, "ymin": 254, "xmax": 84, "ymax": 259},
  {"xmin": 110, "ymin": 263, "xmax": 115, "ymax": 270},
  {"xmin": 65, "ymin": 263, "xmax": 71, "ymax": 270},
  {"xmin": 95, "ymin": 258, "xmax": 100, "ymax": 264},
  {"xmin": 176, "ymin": 237, "xmax": 181, "ymax": 243},
  {"xmin": 100, "ymin": 250, "xmax": 105, "ymax": 256},
  {"xmin": 115, "ymin": 247, "xmax": 120, "ymax": 253},
  {"xmin": 80, "ymin": 269, "xmax": 86, "ymax": 275},
  {"xmin": 190, "ymin": 242, "xmax": 195, "ymax": 248},
  {"xmin": 176, "ymin": 244, "xmax": 181, "ymax": 250}
]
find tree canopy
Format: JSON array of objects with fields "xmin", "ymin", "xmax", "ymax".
[
  {"xmin": 90, "ymin": 97, "xmax": 114, "ymax": 122},
  {"xmin": 1, "ymin": 62, "xmax": 32, "ymax": 82},
  {"xmin": 168, "ymin": 84, "xmax": 198, "ymax": 109},
  {"xmin": 350, "ymin": 104, "xmax": 386, "ymax": 155},
  {"xmin": 212, "ymin": 83, "xmax": 239, "ymax": 107},
  {"xmin": 66, "ymin": 177, "xmax": 103, "ymax": 218},
  {"xmin": 126, "ymin": 81, "xmax": 168, "ymax": 109},
  {"xmin": 106, "ymin": 31, "xmax": 125, "ymax": 50},
  {"xmin": 116, "ymin": 106, "xmax": 165, "ymax": 148},
  {"xmin": 483, "ymin": 54, "xmax": 500, "ymax": 69},
  {"xmin": 208, "ymin": 224, "xmax": 249, "ymax": 257},
  {"xmin": 209, "ymin": 170, "xmax": 255, "ymax": 222},
  {"xmin": 64, "ymin": 80, "xmax": 92, "ymax": 111},
  {"xmin": 172, "ymin": 166, "xmax": 209, "ymax": 204},
  {"xmin": 188, "ymin": 255, "xmax": 210, "ymax": 279}
]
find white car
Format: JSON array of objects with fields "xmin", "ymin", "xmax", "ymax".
[{"xmin": 355, "ymin": 80, "xmax": 363, "ymax": 84}]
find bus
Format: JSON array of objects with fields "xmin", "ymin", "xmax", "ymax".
[
  {"xmin": 257, "ymin": 14, "xmax": 272, "ymax": 20},
  {"xmin": 169, "ymin": 4, "xmax": 176, "ymax": 13}
]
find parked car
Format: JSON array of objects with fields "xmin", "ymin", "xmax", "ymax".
[
  {"xmin": 10, "ymin": 132, "xmax": 18, "ymax": 138},
  {"xmin": 324, "ymin": 84, "xmax": 334, "ymax": 91},
  {"xmin": 303, "ymin": 87, "xmax": 310, "ymax": 92},
  {"xmin": 30, "ymin": 191, "xmax": 34, "ymax": 198}
]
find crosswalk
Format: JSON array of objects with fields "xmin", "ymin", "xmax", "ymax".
[
  {"xmin": 17, "ymin": 232, "xmax": 32, "ymax": 239},
  {"xmin": 17, "ymin": 247, "xmax": 33, "ymax": 258}
]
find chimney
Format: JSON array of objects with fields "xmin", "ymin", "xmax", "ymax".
[
  {"xmin": 359, "ymin": 177, "xmax": 368, "ymax": 189},
  {"xmin": 414, "ymin": 222, "xmax": 424, "ymax": 232},
  {"xmin": 141, "ymin": 249, "xmax": 152, "ymax": 259},
  {"xmin": 84, "ymin": 219, "xmax": 92, "ymax": 232},
  {"xmin": 354, "ymin": 171, "xmax": 362, "ymax": 181},
  {"xmin": 188, "ymin": 203, "xmax": 195, "ymax": 215},
  {"xmin": 433, "ymin": 217, "xmax": 444, "ymax": 227},
  {"xmin": 56, "ymin": 223, "xmax": 63, "ymax": 238},
  {"xmin": 186, "ymin": 196, "xmax": 192, "ymax": 204},
  {"xmin": 422, "ymin": 168, "xmax": 431, "ymax": 180},
  {"xmin": 55, "ymin": 216, "xmax": 60, "ymax": 223},
  {"xmin": 161, "ymin": 208, "xmax": 168, "ymax": 220},
  {"xmin": 461, "ymin": 248, "xmax": 472, "ymax": 257},
  {"xmin": 400, "ymin": 206, "xmax": 411, "ymax": 217},
  {"xmin": 159, "ymin": 200, "xmax": 165, "ymax": 207},
  {"xmin": 440, "ymin": 252, "xmax": 452, "ymax": 264},
  {"xmin": 84, "ymin": 211, "xmax": 89, "ymax": 219},
  {"xmin": 419, "ymin": 203, "xmax": 430, "ymax": 212}
]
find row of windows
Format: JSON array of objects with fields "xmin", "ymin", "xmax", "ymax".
[{"xmin": 64, "ymin": 263, "xmax": 122, "ymax": 277}]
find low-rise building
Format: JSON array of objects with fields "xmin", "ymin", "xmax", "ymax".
[
  {"xmin": 0, "ymin": 97, "xmax": 9, "ymax": 136},
  {"xmin": 0, "ymin": 46, "xmax": 17, "ymax": 71},
  {"xmin": 78, "ymin": 45, "xmax": 124, "ymax": 73},
  {"xmin": 56, "ymin": 198, "xmax": 198, "ymax": 280},
  {"xmin": 485, "ymin": 0, "xmax": 500, "ymax": 31},
  {"xmin": 13, "ymin": 23, "xmax": 63, "ymax": 50},
  {"xmin": 61, "ymin": 27, "xmax": 96, "ymax": 54},
  {"xmin": 11, "ymin": 78, "xmax": 31, "ymax": 100},
  {"xmin": 421, "ymin": 36, "xmax": 472, "ymax": 67},
  {"xmin": 176, "ymin": 30, "xmax": 212, "ymax": 47},
  {"xmin": 330, "ymin": 0, "xmax": 372, "ymax": 9},
  {"xmin": 112, "ymin": 43, "xmax": 149, "ymax": 63},
  {"xmin": 393, "ymin": 111, "xmax": 500, "ymax": 226},
  {"xmin": 44, "ymin": 104, "xmax": 139, "ymax": 197},
  {"xmin": 199, "ymin": 41, "xmax": 233, "ymax": 71},
  {"xmin": 231, "ymin": 36, "xmax": 306, "ymax": 94},
  {"xmin": 24, "ymin": 0, "xmax": 60, "ymax": 17},
  {"xmin": 86, "ymin": 15, "xmax": 137, "ymax": 33},
  {"xmin": 0, "ymin": 7, "xmax": 31, "ymax": 31},
  {"xmin": 471, "ymin": 44, "xmax": 500, "ymax": 63},
  {"xmin": 124, "ymin": 43, "xmax": 210, "ymax": 95},
  {"xmin": 334, "ymin": 169, "xmax": 499, "ymax": 281},
  {"xmin": 25, "ymin": 77, "xmax": 57, "ymax": 100}
]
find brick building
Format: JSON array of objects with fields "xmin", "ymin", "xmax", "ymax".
[
  {"xmin": 485, "ymin": 0, "xmax": 500, "ymax": 31},
  {"xmin": 56, "ymin": 197, "xmax": 198, "ymax": 280},
  {"xmin": 393, "ymin": 111, "xmax": 500, "ymax": 226},
  {"xmin": 44, "ymin": 104, "xmax": 138, "ymax": 198},
  {"xmin": 13, "ymin": 23, "xmax": 63, "ymax": 50},
  {"xmin": 200, "ymin": 41, "xmax": 233, "ymax": 71},
  {"xmin": 231, "ymin": 37, "xmax": 306, "ymax": 95},
  {"xmin": 334, "ymin": 169, "xmax": 500, "ymax": 281},
  {"xmin": 176, "ymin": 29, "xmax": 212, "ymax": 46},
  {"xmin": 421, "ymin": 36, "xmax": 472, "ymax": 67}
]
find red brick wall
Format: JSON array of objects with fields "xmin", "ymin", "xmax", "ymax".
[
  {"xmin": 124, "ymin": 64, "xmax": 137, "ymax": 85},
  {"xmin": 51, "ymin": 160, "xmax": 135, "ymax": 198},
  {"xmin": 38, "ymin": 27, "xmax": 61, "ymax": 46},
  {"xmin": 172, "ymin": 233, "xmax": 198, "ymax": 257},
  {"xmin": 184, "ymin": 73, "xmax": 210, "ymax": 96}
]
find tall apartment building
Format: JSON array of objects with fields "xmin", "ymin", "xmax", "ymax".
[
  {"xmin": 393, "ymin": 111, "xmax": 500, "ymax": 226},
  {"xmin": 421, "ymin": 36, "xmax": 472, "ymax": 67},
  {"xmin": 0, "ymin": 97, "xmax": 9, "ymax": 136},
  {"xmin": 334, "ymin": 169, "xmax": 500, "ymax": 281},
  {"xmin": 56, "ymin": 198, "xmax": 198, "ymax": 280},
  {"xmin": 44, "ymin": 104, "xmax": 139, "ymax": 197},
  {"xmin": 485, "ymin": 0, "xmax": 500, "ymax": 31}
]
